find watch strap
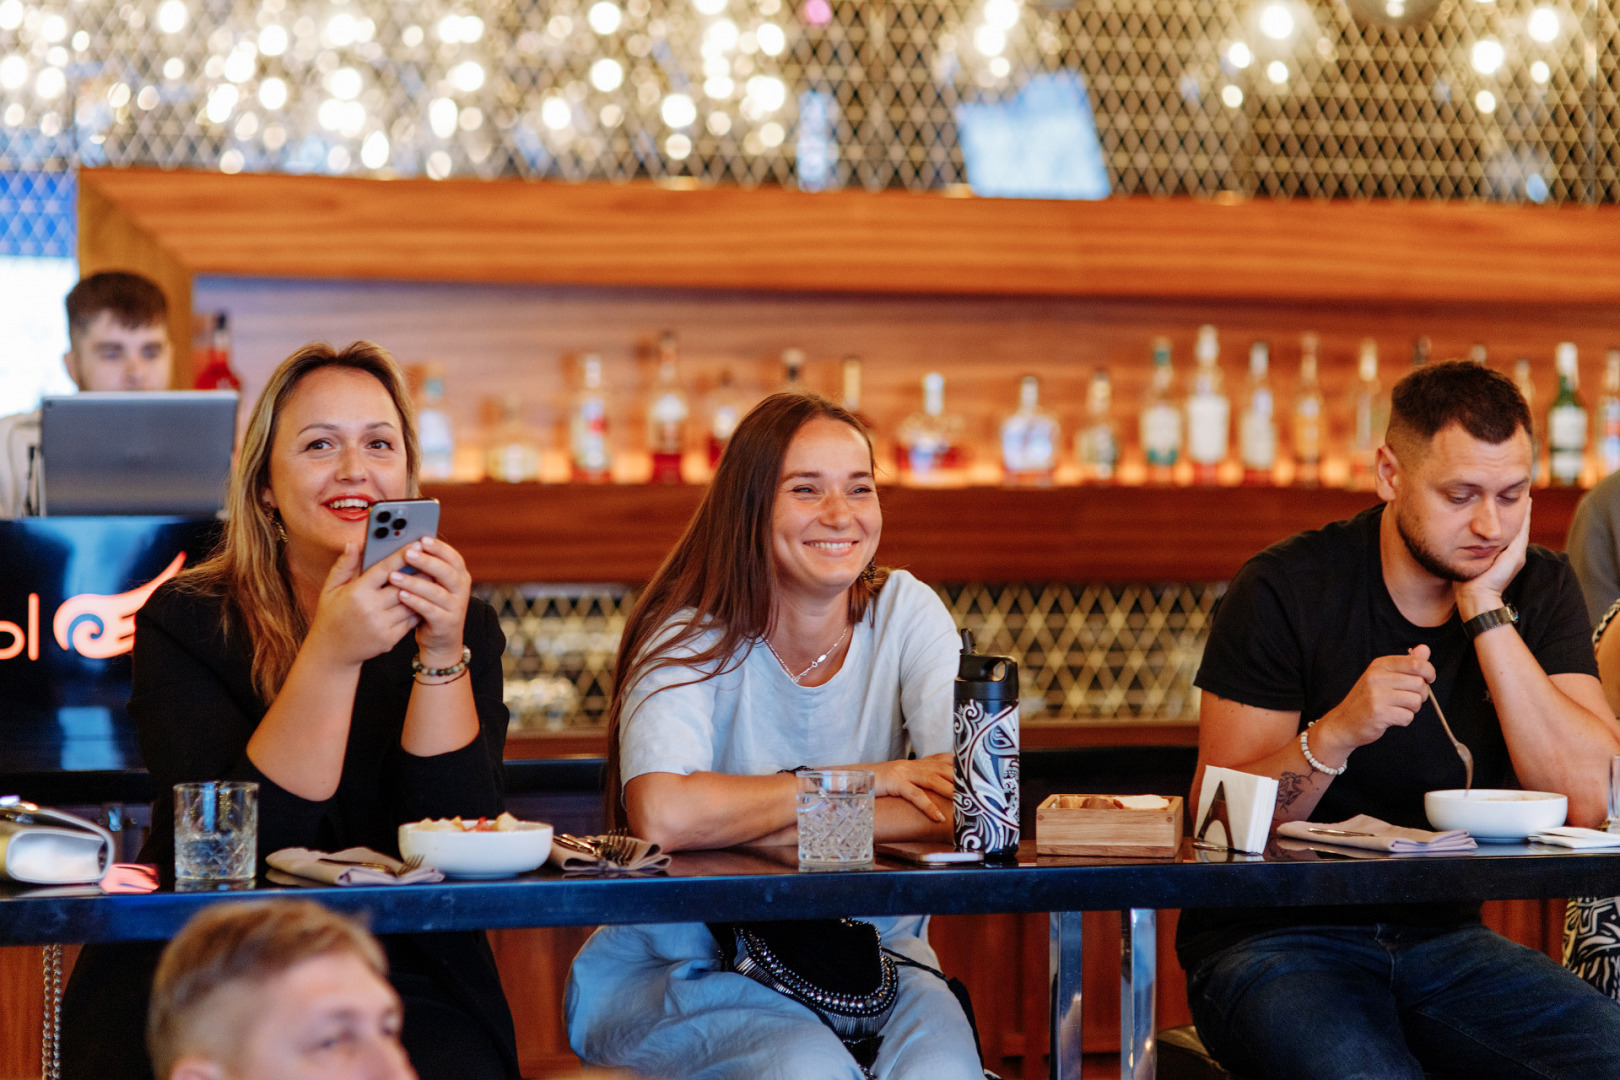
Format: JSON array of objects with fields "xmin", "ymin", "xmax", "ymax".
[{"xmin": 1463, "ymin": 604, "xmax": 1518, "ymax": 640}]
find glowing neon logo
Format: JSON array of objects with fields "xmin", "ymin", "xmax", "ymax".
[{"xmin": 47, "ymin": 552, "xmax": 187, "ymax": 659}]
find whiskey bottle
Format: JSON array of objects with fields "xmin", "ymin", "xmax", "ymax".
[
  {"xmin": 1139, "ymin": 337, "xmax": 1181, "ymax": 483},
  {"xmin": 1003, "ymin": 374, "xmax": 1061, "ymax": 486},
  {"xmin": 1514, "ymin": 358, "xmax": 1541, "ymax": 485},
  {"xmin": 646, "ymin": 332, "xmax": 689, "ymax": 484},
  {"xmin": 1239, "ymin": 340, "xmax": 1277, "ymax": 483},
  {"xmin": 841, "ymin": 355, "xmax": 876, "ymax": 430},
  {"xmin": 1293, "ymin": 334, "xmax": 1324, "ymax": 487},
  {"xmin": 1075, "ymin": 368, "xmax": 1118, "ymax": 483},
  {"xmin": 705, "ymin": 369, "xmax": 750, "ymax": 467},
  {"xmin": 1548, "ymin": 342, "xmax": 1587, "ymax": 487},
  {"xmin": 1597, "ymin": 349, "xmax": 1620, "ymax": 478},
  {"xmin": 1349, "ymin": 339, "xmax": 1386, "ymax": 490},
  {"xmin": 570, "ymin": 354, "xmax": 612, "ymax": 483},
  {"xmin": 1185, "ymin": 324, "xmax": 1230, "ymax": 485},
  {"xmin": 417, "ymin": 363, "xmax": 456, "ymax": 482},
  {"xmin": 485, "ymin": 395, "xmax": 540, "ymax": 483}
]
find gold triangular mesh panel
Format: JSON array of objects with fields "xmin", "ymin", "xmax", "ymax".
[{"xmin": 478, "ymin": 579, "xmax": 1222, "ymax": 730}]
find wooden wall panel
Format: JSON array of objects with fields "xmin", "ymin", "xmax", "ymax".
[{"xmin": 80, "ymin": 170, "xmax": 1620, "ymax": 306}]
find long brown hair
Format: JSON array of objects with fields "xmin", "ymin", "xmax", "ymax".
[
  {"xmin": 179, "ymin": 342, "xmax": 420, "ymax": 703},
  {"xmin": 604, "ymin": 392, "xmax": 888, "ymax": 826}
]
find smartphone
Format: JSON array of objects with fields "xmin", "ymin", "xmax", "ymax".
[
  {"xmin": 361, "ymin": 498, "xmax": 440, "ymax": 573},
  {"xmin": 875, "ymin": 842, "xmax": 984, "ymax": 866}
]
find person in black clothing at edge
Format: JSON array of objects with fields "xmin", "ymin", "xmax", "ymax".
[
  {"xmin": 58, "ymin": 341, "xmax": 520, "ymax": 1080},
  {"xmin": 1179, "ymin": 359, "xmax": 1620, "ymax": 1080}
]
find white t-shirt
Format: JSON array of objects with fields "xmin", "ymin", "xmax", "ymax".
[
  {"xmin": 618, "ymin": 568, "xmax": 960, "ymax": 784},
  {"xmin": 0, "ymin": 409, "xmax": 40, "ymax": 519}
]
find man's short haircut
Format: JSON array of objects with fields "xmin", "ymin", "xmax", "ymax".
[
  {"xmin": 147, "ymin": 899, "xmax": 388, "ymax": 1079},
  {"xmin": 1386, "ymin": 359, "xmax": 1533, "ymax": 462},
  {"xmin": 65, "ymin": 271, "xmax": 168, "ymax": 346}
]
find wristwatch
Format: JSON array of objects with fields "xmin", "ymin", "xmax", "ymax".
[{"xmin": 1463, "ymin": 603, "xmax": 1519, "ymax": 640}]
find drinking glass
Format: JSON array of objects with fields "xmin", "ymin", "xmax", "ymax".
[
  {"xmin": 174, "ymin": 781, "xmax": 258, "ymax": 886},
  {"xmin": 796, "ymin": 770, "xmax": 875, "ymax": 870},
  {"xmin": 1608, "ymin": 756, "xmax": 1620, "ymax": 834}
]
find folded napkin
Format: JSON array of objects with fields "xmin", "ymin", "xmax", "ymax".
[
  {"xmin": 1277, "ymin": 814, "xmax": 1477, "ymax": 855},
  {"xmin": 267, "ymin": 846, "xmax": 445, "ymax": 885},
  {"xmin": 1529, "ymin": 827, "xmax": 1620, "ymax": 849},
  {"xmin": 547, "ymin": 834, "xmax": 670, "ymax": 874}
]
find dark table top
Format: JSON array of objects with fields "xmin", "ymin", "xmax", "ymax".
[{"xmin": 7, "ymin": 838, "xmax": 1620, "ymax": 946}]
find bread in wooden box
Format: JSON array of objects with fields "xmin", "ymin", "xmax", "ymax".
[{"xmin": 1035, "ymin": 794, "xmax": 1184, "ymax": 859}]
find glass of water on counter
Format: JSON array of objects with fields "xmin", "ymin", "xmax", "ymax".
[
  {"xmin": 174, "ymin": 781, "xmax": 258, "ymax": 887},
  {"xmin": 796, "ymin": 770, "xmax": 875, "ymax": 870}
]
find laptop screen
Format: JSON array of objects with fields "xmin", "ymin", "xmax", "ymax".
[{"xmin": 39, "ymin": 391, "xmax": 238, "ymax": 516}]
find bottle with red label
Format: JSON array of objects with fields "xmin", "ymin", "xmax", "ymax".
[
  {"xmin": 646, "ymin": 332, "xmax": 689, "ymax": 484},
  {"xmin": 193, "ymin": 313, "xmax": 241, "ymax": 391},
  {"xmin": 705, "ymin": 369, "xmax": 750, "ymax": 467},
  {"xmin": 570, "ymin": 354, "xmax": 613, "ymax": 483}
]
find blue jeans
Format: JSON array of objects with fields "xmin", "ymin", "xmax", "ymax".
[{"xmin": 1186, "ymin": 922, "xmax": 1620, "ymax": 1080}]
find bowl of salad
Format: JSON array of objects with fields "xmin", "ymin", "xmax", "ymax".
[{"xmin": 399, "ymin": 813, "xmax": 553, "ymax": 878}]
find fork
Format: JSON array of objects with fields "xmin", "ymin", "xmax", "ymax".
[
  {"xmin": 1426, "ymin": 686, "xmax": 1474, "ymax": 793},
  {"xmin": 318, "ymin": 854, "xmax": 425, "ymax": 875},
  {"xmin": 556, "ymin": 831, "xmax": 640, "ymax": 865}
]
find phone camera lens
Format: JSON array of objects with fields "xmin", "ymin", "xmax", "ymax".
[
  {"xmin": 393, "ymin": 518, "xmax": 407, "ymax": 531},
  {"xmin": 376, "ymin": 511, "xmax": 391, "ymax": 523},
  {"xmin": 374, "ymin": 527, "xmax": 389, "ymax": 539}
]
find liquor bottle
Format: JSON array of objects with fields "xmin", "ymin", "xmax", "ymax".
[
  {"xmin": 484, "ymin": 395, "xmax": 540, "ymax": 483},
  {"xmin": 570, "ymin": 354, "xmax": 612, "ymax": 483},
  {"xmin": 416, "ymin": 363, "xmax": 455, "ymax": 482},
  {"xmin": 193, "ymin": 313, "xmax": 241, "ymax": 391},
  {"xmin": 782, "ymin": 348, "xmax": 806, "ymax": 390},
  {"xmin": 1411, "ymin": 336, "xmax": 1431, "ymax": 368},
  {"xmin": 1469, "ymin": 343, "xmax": 1488, "ymax": 365},
  {"xmin": 1349, "ymin": 338, "xmax": 1386, "ymax": 490},
  {"xmin": 1075, "ymin": 368, "xmax": 1119, "ymax": 483},
  {"xmin": 1139, "ymin": 337, "xmax": 1181, "ymax": 483},
  {"xmin": 1185, "ymin": 324, "xmax": 1229, "ymax": 484},
  {"xmin": 1239, "ymin": 340, "xmax": 1277, "ymax": 483},
  {"xmin": 841, "ymin": 355, "xmax": 876, "ymax": 430},
  {"xmin": 1598, "ymin": 349, "xmax": 1620, "ymax": 478},
  {"xmin": 1513, "ymin": 357, "xmax": 1540, "ymax": 485},
  {"xmin": 896, "ymin": 372, "xmax": 964, "ymax": 485},
  {"xmin": 1548, "ymin": 342, "xmax": 1587, "ymax": 488},
  {"xmin": 705, "ymin": 369, "xmax": 750, "ymax": 467},
  {"xmin": 1293, "ymin": 333, "xmax": 1324, "ymax": 487},
  {"xmin": 646, "ymin": 332, "xmax": 689, "ymax": 484},
  {"xmin": 1002, "ymin": 375, "xmax": 1061, "ymax": 486}
]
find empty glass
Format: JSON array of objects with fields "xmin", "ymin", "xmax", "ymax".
[
  {"xmin": 174, "ymin": 781, "xmax": 258, "ymax": 887},
  {"xmin": 796, "ymin": 770, "xmax": 875, "ymax": 870}
]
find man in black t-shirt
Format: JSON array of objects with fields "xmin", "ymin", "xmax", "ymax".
[{"xmin": 1180, "ymin": 360, "xmax": 1620, "ymax": 1080}]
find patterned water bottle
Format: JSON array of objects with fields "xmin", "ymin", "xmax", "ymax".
[{"xmin": 953, "ymin": 629, "xmax": 1020, "ymax": 860}]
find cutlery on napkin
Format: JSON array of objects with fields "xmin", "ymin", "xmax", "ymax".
[
  {"xmin": 1276, "ymin": 814, "xmax": 1477, "ymax": 855},
  {"xmin": 548, "ymin": 833, "xmax": 670, "ymax": 873},
  {"xmin": 268, "ymin": 846, "xmax": 444, "ymax": 885},
  {"xmin": 1528, "ymin": 827, "xmax": 1620, "ymax": 849}
]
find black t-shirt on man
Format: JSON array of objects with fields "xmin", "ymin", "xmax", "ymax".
[{"xmin": 1175, "ymin": 504, "xmax": 1598, "ymax": 973}]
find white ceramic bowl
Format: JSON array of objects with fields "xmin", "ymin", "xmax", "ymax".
[
  {"xmin": 398, "ymin": 820, "xmax": 553, "ymax": 878},
  {"xmin": 1424, "ymin": 789, "xmax": 1567, "ymax": 842}
]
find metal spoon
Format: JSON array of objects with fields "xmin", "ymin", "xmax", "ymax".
[{"xmin": 1426, "ymin": 687, "xmax": 1474, "ymax": 792}]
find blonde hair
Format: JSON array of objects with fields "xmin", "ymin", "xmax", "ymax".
[
  {"xmin": 147, "ymin": 899, "xmax": 389, "ymax": 1080},
  {"xmin": 180, "ymin": 342, "xmax": 419, "ymax": 702}
]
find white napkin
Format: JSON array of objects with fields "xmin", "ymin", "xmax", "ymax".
[
  {"xmin": 267, "ymin": 846, "xmax": 445, "ymax": 885},
  {"xmin": 1277, "ymin": 814, "xmax": 1477, "ymax": 855},
  {"xmin": 1529, "ymin": 827, "xmax": 1620, "ymax": 849},
  {"xmin": 547, "ymin": 835, "xmax": 670, "ymax": 873}
]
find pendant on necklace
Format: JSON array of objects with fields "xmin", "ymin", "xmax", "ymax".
[{"xmin": 765, "ymin": 623, "xmax": 850, "ymax": 684}]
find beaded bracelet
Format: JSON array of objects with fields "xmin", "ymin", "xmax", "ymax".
[
  {"xmin": 1299, "ymin": 724, "xmax": 1347, "ymax": 777},
  {"xmin": 411, "ymin": 646, "xmax": 471, "ymax": 680}
]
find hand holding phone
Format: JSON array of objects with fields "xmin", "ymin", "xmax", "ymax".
[{"xmin": 362, "ymin": 499, "xmax": 440, "ymax": 574}]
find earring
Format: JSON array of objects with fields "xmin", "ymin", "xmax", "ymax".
[
  {"xmin": 861, "ymin": 561, "xmax": 877, "ymax": 583},
  {"xmin": 268, "ymin": 508, "xmax": 287, "ymax": 542}
]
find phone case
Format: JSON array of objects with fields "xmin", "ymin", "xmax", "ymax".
[{"xmin": 362, "ymin": 499, "xmax": 440, "ymax": 572}]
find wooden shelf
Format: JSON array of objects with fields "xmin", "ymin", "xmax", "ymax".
[{"xmin": 429, "ymin": 481, "xmax": 1584, "ymax": 584}]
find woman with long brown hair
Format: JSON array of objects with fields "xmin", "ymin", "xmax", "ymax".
[
  {"xmin": 567, "ymin": 392, "xmax": 982, "ymax": 1079},
  {"xmin": 59, "ymin": 342, "xmax": 519, "ymax": 1080}
]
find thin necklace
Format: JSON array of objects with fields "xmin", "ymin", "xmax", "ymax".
[{"xmin": 764, "ymin": 623, "xmax": 851, "ymax": 684}]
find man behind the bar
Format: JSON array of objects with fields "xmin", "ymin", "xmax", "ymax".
[
  {"xmin": 1179, "ymin": 359, "xmax": 1620, "ymax": 1079},
  {"xmin": 0, "ymin": 269, "xmax": 173, "ymax": 517}
]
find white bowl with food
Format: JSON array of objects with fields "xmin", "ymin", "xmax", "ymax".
[
  {"xmin": 399, "ymin": 813, "xmax": 553, "ymax": 878},
  {"xmin": 1424, "ymin": 789, "xmax": 1567, "ymax": 842}
]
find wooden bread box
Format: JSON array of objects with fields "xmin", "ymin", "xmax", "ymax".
[{"xmin": 1036, "ymin": 794, "xmax": 1184, "ymax": 859}]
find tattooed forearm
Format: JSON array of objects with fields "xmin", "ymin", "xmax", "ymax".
[{"xmin": 1275, "ymin": 770, "xmax": 1311, "ymax": 812}]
